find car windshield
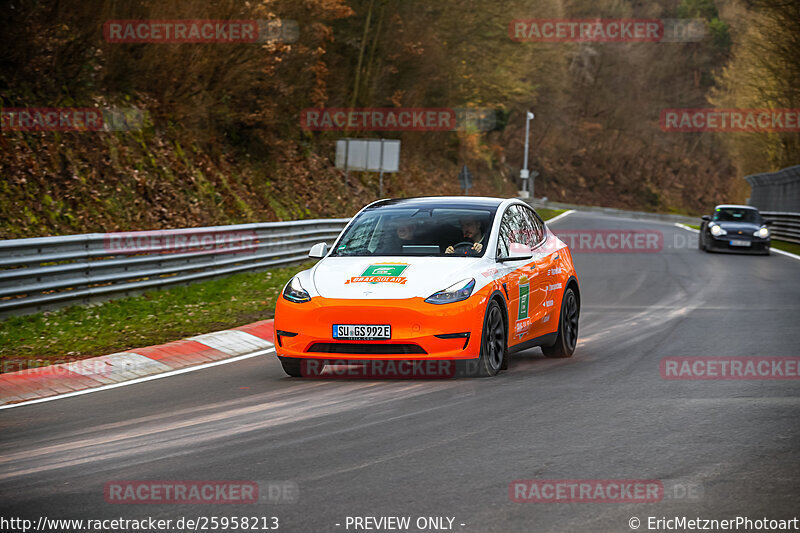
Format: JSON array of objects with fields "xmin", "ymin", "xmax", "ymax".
[
  {"xmin": 713, "ymin": 208, "xmax": 761, "ymax": 223},
  {"xmin": 331, "ymin": 207, "xmax": 495, "ymax": 257}
]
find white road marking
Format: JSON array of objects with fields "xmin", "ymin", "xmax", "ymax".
[
  {"xmin": 767, "ymin": 248, "xmax": 800, "ymax": 261},
  {"xmin": 674, "ymin": 222, "xmax": 699, "ymax": 233},
  {"xmin": 188, "ymin": 329, "xmax": 273, "ymax": 355},
  {"xmin": 0, "ymin": 348, "xmax": 275, "ymax": 411},
  {"xmin": 674, "ymin": 222, "xmax": 800, "ymax": 262},
  {"xmin": 64, "ymin": 352, "xmax": 174, "ymax": 384},
  {"xmin": 543, "ymin": 209, "xmax": 575, "ymax": 225}
]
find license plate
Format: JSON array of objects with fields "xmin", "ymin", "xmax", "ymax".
[
  {"xmin": 333, "ymin": 324, "xmax": 391, "ymax": 340},
  {"xmin": 730, "ymin": 240, "xmax": 751, "ymax": 247}
]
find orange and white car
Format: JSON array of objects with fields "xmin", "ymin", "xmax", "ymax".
[{"xmin": 274, "ymin": 197, "xmax": 580, "ymax": 377}]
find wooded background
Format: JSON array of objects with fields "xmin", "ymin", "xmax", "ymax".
[{"xmin": 1, "ymin": 0, "xmax": 798, "ymax": 238}]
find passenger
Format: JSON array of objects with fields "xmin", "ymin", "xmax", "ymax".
[
  {"xmin": 395, "ymin": 220, "xmax": 417, "ymax": 245},
  {"xmin": 382, "ymin": 219, "xmax": 418, "ymax": 253}
]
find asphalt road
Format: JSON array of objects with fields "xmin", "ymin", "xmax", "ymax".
[{"xmin": 2, "ymin": 211, "xmax": 799, "ymax": 533}]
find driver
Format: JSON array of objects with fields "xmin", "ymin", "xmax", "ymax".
[{"xmin": 445, "ymin": 215, "xmax": 484, "ymax": 254}]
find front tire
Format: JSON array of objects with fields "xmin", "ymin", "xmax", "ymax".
[
  {"xmin": 542, "ymin": 287, "xmax": 579, "ymax": 358},
  {"xmin": 280, "ymin": 358, "xmax": 303, "ymax": 377},
  {"xmin": 280, "ymin": 357, "xmax": 326, "ymax": 377},
  {"xmin": 471, "ymin": 300, "xmax": 507, "ymax": 377}
]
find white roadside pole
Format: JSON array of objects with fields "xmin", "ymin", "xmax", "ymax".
[
  {"xmin": 520, "ymin": 111, "xmax": 534, "ymax": 198},
  {"xmin": 336, "ymin": 139, "xmax": 400, "ymax": 198}
]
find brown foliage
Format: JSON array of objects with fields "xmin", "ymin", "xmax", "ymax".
[{"xmin": 1, "ymin": 0, "xmax": 792, "ymax": 238}]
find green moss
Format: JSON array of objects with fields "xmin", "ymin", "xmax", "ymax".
[
  {"xmin": 267, "ymin": 196, "xmax": 292, "ymax": 220},
  {"xmin": 536, "ymin": 208, "xmax": 567, "ymax": 221},
  {"xmin": 772, "ymin": 239, "xmax": 800, "ymax": 255}
]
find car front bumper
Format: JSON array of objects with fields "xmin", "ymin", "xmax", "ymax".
[
  {"xmin": 707, "ymin": 234, "xmax": 770, "ymax": 253},
  {"xmin": 274, "ymin": 293, "xmax": 491, "ymax": 360}
]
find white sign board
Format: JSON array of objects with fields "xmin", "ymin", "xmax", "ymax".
[{"xmin": 336, "ymin": 139, "xmax": 400, "ymax": 172}]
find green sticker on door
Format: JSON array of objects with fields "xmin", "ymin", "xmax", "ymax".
[{"xmin": 518, "ymin": 275, "xmax": 529, "ymax": 320}]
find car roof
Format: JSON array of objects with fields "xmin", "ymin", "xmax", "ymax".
[
  {"xmin": 367, "ymin": 196, "xmax": 509, "ymax": 210},
  {"xmin": 714, "ymin": 204, "xmax": 759, "ymax": 210}
]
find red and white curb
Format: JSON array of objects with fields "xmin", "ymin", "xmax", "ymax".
[{"xmin": 0, "ymin": 320, "xmax": 275, "ymax": 408}]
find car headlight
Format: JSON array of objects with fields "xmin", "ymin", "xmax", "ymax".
[
  {"xmin": 754, "ymin": 227, "xmax": 770, "ymax": 239},
  {"xmin": 283, "ymin": 276, "xmax": 312, "ymax": 303},
  {"xmin": 425, "ymin": 278, "xmax": 475, "ymax": 305},
  {"xmin": 710, "ymin": 224, "xmax": 727, "ymax": 237}
]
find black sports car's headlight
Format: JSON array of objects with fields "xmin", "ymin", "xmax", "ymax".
[
  {"xmin": 425, "ymin": 278, "xmax": 475, "ymax": 305},
  {"xmin": 753, "ymin": 227, "xmax": 770, "ymax": 239},
  {"xmin": 710, "ymin": 224, "xmax": 727, "ymax": 237},
  {"xmin": 283, "ymin": 276, "xmax": 312, "ymax": 303}
]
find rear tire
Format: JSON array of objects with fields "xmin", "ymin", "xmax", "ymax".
[
  {"xmin": 542, "ymin": 287, "xmax": 579, "ymax": 358},
  {"xmin": 471, "ymin": 300, "xmax": 507, "ymax": 377}
]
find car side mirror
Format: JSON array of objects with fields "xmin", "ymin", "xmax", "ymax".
[
  {"xmin": 308, "ymin": 242, "xmax": 329, "ymax": 258},
  {"xmin": 498, "ymin": 243, "xmax": 533, "ymax": 262},
  {"xmin": 701, "ymin": 215, "xmax": 711, "ymax": 222},
  {"xmin": 763, "ymin": 220, "xmax": 773, "ymax": 226}
]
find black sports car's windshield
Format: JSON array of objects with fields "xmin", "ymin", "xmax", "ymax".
[
  {"xmin": 713, "ymin": 208, "xmax": 761, "ymax": 224},
  {"xmin": 332, "ymin": 207, "xmax": 495, "ymax": 257}
]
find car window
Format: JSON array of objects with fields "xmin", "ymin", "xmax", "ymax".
[
  {"xmin": 333, "ymin": 207, "xmax": 494, "ymax": 256},
  {"xmin": 532, "ymin": 209, "xmax": 546, "ymax": 244},
  {"xmin": 712, "ymin": 208, "xmax": 761, "ymax": 224},
  {"xmin": 497, "ymin": 205, "xmax": 529, "ymax": 259},
  {"xmin": 510, "ymin": 206, "xmax": 537, "ymax": 250},
  {"xmin": 518, "ymin": 205, "xmax": 545, "ymax": 248},
  {"xmin": 338, "ymin": 214, "xmax": 381, "ymax": 254}
]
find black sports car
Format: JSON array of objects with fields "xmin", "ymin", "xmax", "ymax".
[{"xmin": 699, "ymin": 205, "xmax": 771, "ymax": 255}]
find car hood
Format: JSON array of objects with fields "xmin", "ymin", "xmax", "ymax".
[
  {"xmin": 714, "ymin": 221, "xmax": 762, "ymax": 233},
  {"xmin": 312, "ymin": 256, "xmax": 484, "ymax": 299}
]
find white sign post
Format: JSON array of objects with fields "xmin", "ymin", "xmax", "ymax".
[
  {"xmin": 336, "ymin": 139, "xmax": 401, "ymax": 197},
  {"xmin": 521, "ymin": 111, "xmax": 535, "ymax": 198}
]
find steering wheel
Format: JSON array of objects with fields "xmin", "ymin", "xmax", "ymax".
[{"xmin": 451, "ymin": 241, "xmax": 475, "ymax": 252}]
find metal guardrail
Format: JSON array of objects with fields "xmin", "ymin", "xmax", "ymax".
[
  {"xmin": 745, "ymin": 165, "xmax": 800, "ymax": 213},
  {"xmin": 0, "ymin": 219, "xmax": 350, "ymax": 318},
  {"xmin": 761, "ymin": 212, "xmax": 800, "ymax": 245}
]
